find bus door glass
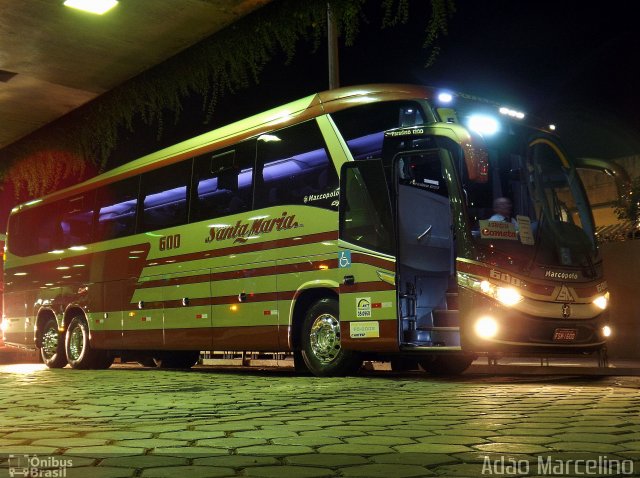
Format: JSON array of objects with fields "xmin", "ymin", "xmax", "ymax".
[{"xmin": 338, "ymin": 160, "xmax": 395, "ymax": 338}]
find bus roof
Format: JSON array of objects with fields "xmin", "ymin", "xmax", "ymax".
[{"xmin": 12, "ymin": 83, "xmax": 435, "ymax": 213}]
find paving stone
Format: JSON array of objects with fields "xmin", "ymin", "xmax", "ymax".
[
  {"xmin": 156, "ymin": 431, "xmax": 225, "ymax": 441},
  {"xmin": 417, "ymin": 435, "xmax": 486, "ymax": 445},
  {"xmin": 5, "ymin": 430, "xmax": 78, "ymax": 439},
  {"xmin": 345, "ymin": 435, "xmax": 415, "ymax": 446},
  {"xmin": 100, "ymin": 455, "xmax": 189, "ymax": 468},
  {"xmin": 140, "ymin": 465, "xmax": 235, "ymax": 477},
  {"xmin": 271, "ymin": 436, "xmax": 342, "ymax": 447},
  {"xmin": 339, "ymin": 463, "xmax": 432, "ymax": 477},
  {"xmin": 236, "ymin": 445, "xmax": 315, "ymax": 455},
  {"xmin": 85, "ymin": 431, "xmax": 154, "ymax": 440},
  {"xmin": 486, "ymin": 435, "xmax": 557, "ymax": 444},
  {"xmin": 33, "ymin": 438, "xmax": 110, "ymax": 447},
  {"xmin": 547, "ymin": 441, "xmax": 624, "ymax": 453},
  {"xmin": 318, "ymin": 444, "xmax": 394, "ymax": 455},
  {"xmin": 150, "ymin": 447, "xmax": 228, "ymax": 457},
  {"xmin": 113, "ymin": 438, "xmax": 188, "ymax": 449},
  {"xmin": 551, "ymin": 432, "xmax": 630, "ymax": 444},
  {"xmin": 64, "ymin": 466, "xmax": 136, "ymax": 478},
  {"xmin": 394, "ymin": 443, "xmax": 473, "ymax": 454},
  {"xmin": 243, "ymin": 465, "xmax": 335, "ymax": 477},
  {"xmin": 371, "ymin": 453, "xmax": 458, "ymax": 466},
  {"xmin": 194, "ymin": 455, "xmax": 279, "ymax": 467},
  {"xmin": 232, "ymin": 429, "xmax": 299, "ymax": 439},
  {"xmin": 63, "ymin": 445, "xmax": 146, "ymax": 457},
  {"xmin": 473, "ymin": 442, "xmax": 552, "ymax": 454},
  {"xmin": 285, "ymin": 453, "xmax": 369, "ymax": 467},
  {"xmin": 196, "ymin": 437, "xmax": 268, "ymax": 449}
]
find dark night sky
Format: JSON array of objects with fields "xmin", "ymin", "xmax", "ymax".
[{"xmin": 111, "ymin": 0, "xmax": 640, "ymax": 166}]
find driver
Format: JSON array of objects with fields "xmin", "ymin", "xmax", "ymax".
[{"xmin": 489, "ymin": 197, "xmax": 518, "ymax": 227}]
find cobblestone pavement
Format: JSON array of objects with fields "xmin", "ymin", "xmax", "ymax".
[{"xmin": 0, "ymin": 364, "xmax": 639, "ymax": 477}]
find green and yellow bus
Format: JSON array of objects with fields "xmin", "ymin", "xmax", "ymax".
[{"xmin": 1, "ymin": 84, "xmax": 612, "ymax": 375}]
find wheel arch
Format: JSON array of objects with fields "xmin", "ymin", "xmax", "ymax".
[
  {"xmin": 35, "ymin": 307, "xmax": 60, "ymax": 348},
  {"xmin": 64, "ymin": 305, "xmax": 89, "ymax": 334},
  {"xmin": 289, "ymin": 286, "xmax": 338, "ymax": 350}
]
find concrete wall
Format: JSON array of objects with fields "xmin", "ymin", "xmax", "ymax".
[{"xmin": 601, "ymin": 240, "xmax": 640, "ymax": 359}]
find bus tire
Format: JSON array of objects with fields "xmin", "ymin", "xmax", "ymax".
[
  {"xmin": 300, "ymin": 298, "xmax": 362, "ymax": 377},
  {"xmin": 40, "ymin": 318, "xmax": 67, "ymax": 369},
  {"xmin": 419, "ymin": 353, "xmax": 474, "ymax": 376},
  {"xmin": 154, "ymin": 351, "xmax": 200, "ymax": 369},
  {"xmin": 65, "ymin": 316, "xmax": 111, "ymax": 369}
]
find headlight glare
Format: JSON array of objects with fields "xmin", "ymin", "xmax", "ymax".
[{"xmin": 593, "ymin": 292, "xmax": 610, "ymax": 310}]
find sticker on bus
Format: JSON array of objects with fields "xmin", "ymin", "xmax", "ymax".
[
  {"xmin": 356, "ymin": 297, "xmax": 372, "ymax": 318},
  {"xmin": 350, "ymin": 321, "xmax": 380, "ymax": 338}
]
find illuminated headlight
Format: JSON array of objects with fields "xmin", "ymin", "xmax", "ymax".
[
  {"xmin": 480, "ymin": 280, "xmax": 524, "ymax": 307},
  {"xmin": 593, "ymin": 292, "xmax": 610, "ymax": 310},
  {"xmin": 475, "ymin": 316, "xmax": 498, "ymax": 339},
  {"xmin": 1, "ymin": 320, "xmax": 7, "ymax": 333},
  {"xmin": 602, "ymin": 325, "xmax": 612, "ymax": 338},
  {"xmin": 468, "ymin": 115, "xmax": 500, "ymax": 136}
]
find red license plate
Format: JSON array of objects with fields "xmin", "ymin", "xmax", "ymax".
[{"xmin": 553, "ymin": 328, "xmax": 577, "ymax": 341}]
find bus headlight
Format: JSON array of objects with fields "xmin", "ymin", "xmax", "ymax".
[
  {"xmin": 479, "ymin": 281, "xmax": 524, "ymax": 307},
  {"xmin": 1, "ymin": 320, "xmax": 7, "ymax": 333},
  {"xmin": 475, "ymin": 316, "xmax": 498, "ymax": 339},
  {"xmin": 593, "ymin": 292, "xmax": 610, "ymax": 310},
  {"xmin": 602, "ymin": 325, "xmax": 612, "ymax": 338}
]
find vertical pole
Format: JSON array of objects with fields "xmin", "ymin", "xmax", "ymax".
[{"xmin": 327, "ymin": 2, "xmax": 340, "ymax": 89}]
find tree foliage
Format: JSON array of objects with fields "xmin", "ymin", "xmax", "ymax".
[{"xmin": 0, "ymin": 0, "xmax": 455, "ymax": 199}]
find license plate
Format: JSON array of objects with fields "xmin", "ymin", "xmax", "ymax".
[{"xmin": 553, "ymin": 328, "xmax": 577, "ymax": 341}]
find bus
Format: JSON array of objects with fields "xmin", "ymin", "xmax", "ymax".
[
  {"xmin": 1, "ymin": 84, "xmax": 612, "ymax": 375},
  {"xmin": 0, "ymin": 232, "xmax": 4, "ymax": 347}
]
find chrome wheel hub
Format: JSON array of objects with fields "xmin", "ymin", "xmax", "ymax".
[
  {"xmin": 309, "ymin": 313, "xmax": 341, "ymax": 364},
  {"xmin": 41, "ymin": 327, "xmax": 59, "ymax": 359},
  {"xmin": 68, "ymin": 325, "xmax": 85, "ymax": 361}
]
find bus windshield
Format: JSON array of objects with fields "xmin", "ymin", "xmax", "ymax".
[{"xmin": 463, "ymin": 126, "xmax": 598, "ymax": 281}]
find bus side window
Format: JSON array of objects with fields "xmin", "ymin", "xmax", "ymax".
[
  {"xmin": 255, "ymin": 120, "xmax": 338, "ymax": 209},
  {"xmin": 331, "ymin": 101, "xmax": 426, "ymax": 161},
  {"xmin": 60, "ymin": 192, "xmax": 96, "ymax": 247},
  {"xmin": 190, "ymin": 141, "xmax": 255, "ymax": 223},
  {"xmin": 140, "ymin": 160, "xmax": 192, "ymax": 233},
  {"xmin": 94, "ymin": 177, "xmax": 140, "ymax": 241}
]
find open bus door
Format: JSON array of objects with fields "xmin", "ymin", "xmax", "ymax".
[{"xmin": 338, "ymin": 152, "xmax": 475, "ymax": 374}]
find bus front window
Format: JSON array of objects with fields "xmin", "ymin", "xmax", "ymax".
[{"xmin": 464, "ymin": 134, "xmax": 598, "ymax": 279}]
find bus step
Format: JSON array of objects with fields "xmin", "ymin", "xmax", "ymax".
[
  {"xmin": 417, "ymin": 326, "xmax": 460, "ymax": 332},
  {"xmin": 433, "ymin": 310, "xmax": 459, "ymax": 327},
  {"xmin": 446, "ymin": 292, "xmax": 459, "ymax": 310}
]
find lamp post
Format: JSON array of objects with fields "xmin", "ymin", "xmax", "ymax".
[{"xmin": 327, "ymin": 2, "xmax": 339, "ymax": 89}]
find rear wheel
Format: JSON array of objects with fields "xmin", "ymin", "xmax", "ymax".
[
  {"xmin": 300, "ymin": 298, "xmax": 362, "ymax": 377},
  {"xmin": 40, "ymin": 318, "xmax": 67, "ymax": 368},
  {"xmin": 65, "ymin": 316, "xmax": 113, "ymax": 369},
  {"xmin": 419, "ymin": 353, "xmax": 475, "ymax": 376}
]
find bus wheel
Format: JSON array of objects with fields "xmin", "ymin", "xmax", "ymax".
[
  {"xmin": 300, "ymin": 298, "xmax": 362, "ymax": 377},
  {"xmin": 419, "ymin": 353, "xmax": 474, "ymax": 376},
  {"xmin": 40, "ymin": 318, "xmax": 67, "ymax": 368},
  {"xmin": 65, "ymin": 316, "xmax": 111, "ymax": 369},
  {"xmin": 154, "ymin": 351, "xmax": 200, "ymax": 369}
]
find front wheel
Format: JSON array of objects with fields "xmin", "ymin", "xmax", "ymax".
[
  {"xmin": 40, "ymin": 318, "xmax": 67, "ymax": 368},
  {"xmin": 300, "ymin": 298, "xmax": 362, "ymax": 377},
  {"xmin": 65, "ymin": 316, "xmax": 113, "ymax": 369}
]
